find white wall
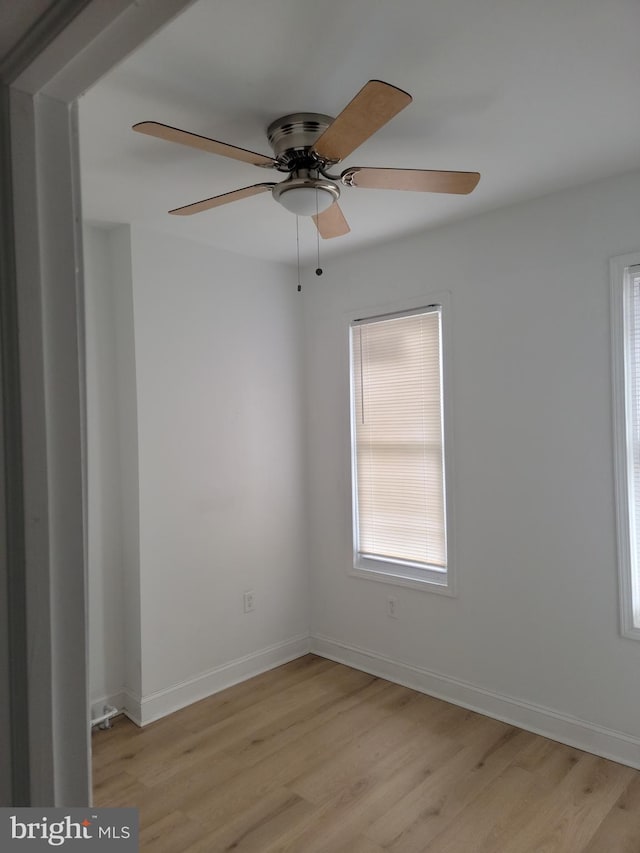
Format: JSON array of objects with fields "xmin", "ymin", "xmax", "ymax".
[
  {"xmin": 84, "ymin": 226, "xmax": 124, "ymax": 709},
  {"xmin": 128, "ymin": 228, "xmax": 309, "ymax": 717},
  {"xmin": 86, "ymin": 170, "xmax": 640, "ymax": 760},
  {"xmin": 84, "ymin": 224, "xmax": 141, "ymax": 713},
  {"xmin": 85, "ymin": 225, "xmax": 309, "ymax": 721},
  {"xmin": 85, "ymin": 226, "xmax": 309, "ymax": 721},
  {"xmin": 304, "ymin": 169, "xmax": 640, "ymax": 746},
  {"xmin": 110, "ymin": 226, "xmax": 142, "ymax": 708}
]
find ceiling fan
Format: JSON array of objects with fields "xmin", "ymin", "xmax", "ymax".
[{"xmin": 133, "ymin": 80, "xmax": 480, "ymax": 239}]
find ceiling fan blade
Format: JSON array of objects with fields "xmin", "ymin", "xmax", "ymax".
[
  {"xmin": 312, "ymin": 202, "xmax": 351, "ymax": 239},
  {"xmin": 311, "ymin": 80, "xmax": 412, "ymax": 164},
  {"xmin": 341, "ymin": 167, "xmax": 481, "ymax": 194},
  {"xmin": 169, "ymin": 183, "xmax": 276, "ymax": 216},
  {"xmin": 133, "ymin": 121, "xmax": 277, "ymax": 168}
]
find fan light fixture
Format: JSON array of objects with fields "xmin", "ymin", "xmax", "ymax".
[
  {"xmin": 271, "ymin": 175, "xmax": 340, "ymax": 217},
  {"xmin": 276, "ymin": 185, "xmax": 336, "ymax": 216},
  {"xmin": 134, "ymin": 79, "xmax": 481, "ymax": 240}
]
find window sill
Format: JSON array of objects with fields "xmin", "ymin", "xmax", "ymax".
[{"xmin": 349, "ymin": 559, "xmax": 456, "ymax": 596}]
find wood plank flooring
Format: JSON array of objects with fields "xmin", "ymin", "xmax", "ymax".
[{"xmin": 92, "ymin": 654, "xmax": 640, "ymax": 852}]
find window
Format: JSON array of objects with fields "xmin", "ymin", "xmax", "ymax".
[
  {"xmin": 349, "ymin": 301, "xmax": 454, "ymax": 593},
  {"xmin": 612, "ymin": 253, "xmax": 640, "ymax": 639}
]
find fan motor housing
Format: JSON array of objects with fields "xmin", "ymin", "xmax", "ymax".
[{"xmin": 267, "ymin": 112, "xmax": 334, "ymax": 169}]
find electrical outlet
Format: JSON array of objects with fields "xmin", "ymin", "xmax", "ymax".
[
  {"xmin": 243, "ymin": 590, "xmax": 255, "ymax": 613},
  {"xmin": 386, "ymin": 597, "xmax": 398, "ymax": 618}
]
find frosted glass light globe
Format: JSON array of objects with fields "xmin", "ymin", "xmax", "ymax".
[{"xmin": 276, "ymin": 186, "xmax": 336, "ymax": 216}]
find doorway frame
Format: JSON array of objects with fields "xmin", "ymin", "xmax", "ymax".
[{"xmin": 0, "ymin": 0, "xmax": 196, "ymax": 805}]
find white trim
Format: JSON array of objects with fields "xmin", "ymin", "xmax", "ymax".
[
  {"xmin": 345, "ymin": 291, "xmax": 457, "ymax": 597},
  {"xmin": 610, "ymin": 251, "xmax": 640, "ymax": 641},
  {"xmin": 12, "ymin": 0, "xmax": 197, "ymax": 98},
  {"xmin": 349, "ymin": 564, "xmax": 453, "ymax": 595},
  {"xmin": 11, "ymin": 87, "xmax": 91, "ymax": 806},
  {"xmin": 136, "ymin": 635, "xmax": 311, "ymax": 726},
  {"xmin": 310, "ymin": 634, "xmax": 640, "ymax": 770},
  {"xmin": 5, "ymin": 0, "xmax": 197, "ymax": 804},
  {"xmin": 120, "ymin": 691, "xmax": 142, "ymax": 728}
]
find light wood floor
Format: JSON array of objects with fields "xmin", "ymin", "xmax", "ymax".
[{"xmin": 93, "ymin": 654, "xmax": 640, "ymax": 852}]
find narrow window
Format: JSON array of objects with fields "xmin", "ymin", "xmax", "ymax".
[
  {"xmin": 350, "ymin": 304, "xmax": 453, "ymax": 592},
  {"xmin": 612, "ymin": 254, "xmax": 640, "ymax": 639}
]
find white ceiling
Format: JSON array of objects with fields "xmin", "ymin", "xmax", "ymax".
[{"xmin": 79, "ymin": 0, "xmax": 640, "ymax": 265}]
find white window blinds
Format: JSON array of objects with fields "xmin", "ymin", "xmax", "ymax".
[{"xmin": 351, "ymin": 307, "xmax": 447, "ymax": 570}]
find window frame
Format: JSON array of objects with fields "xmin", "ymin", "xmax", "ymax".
[
  {"xmin": 346, "ymin": 292, "xmax": 456, "ymax": 596},
  {"xmin": 611, "ymin": 252, "xmax": 640, "ymax": 641}
]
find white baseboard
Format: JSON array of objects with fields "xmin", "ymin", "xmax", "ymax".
[
  {"xmin": 310, "ymin": 633, "xmax": 640, "ymax": 770},
  {"xmin": 137, "ymin": 634, "xmax": 311, "ymax": 726},
  {"xmin": 121, "ymin": 690, "xmax": 142, "ymax": 727}
]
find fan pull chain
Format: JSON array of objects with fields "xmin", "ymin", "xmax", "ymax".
[
  {"xmin": 315, "ymin": 190, "xmax": 323, "ymax": 277},
  {"xmin": 296, "ymin": 215, "xmax": 301, "ymax": 292}
]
